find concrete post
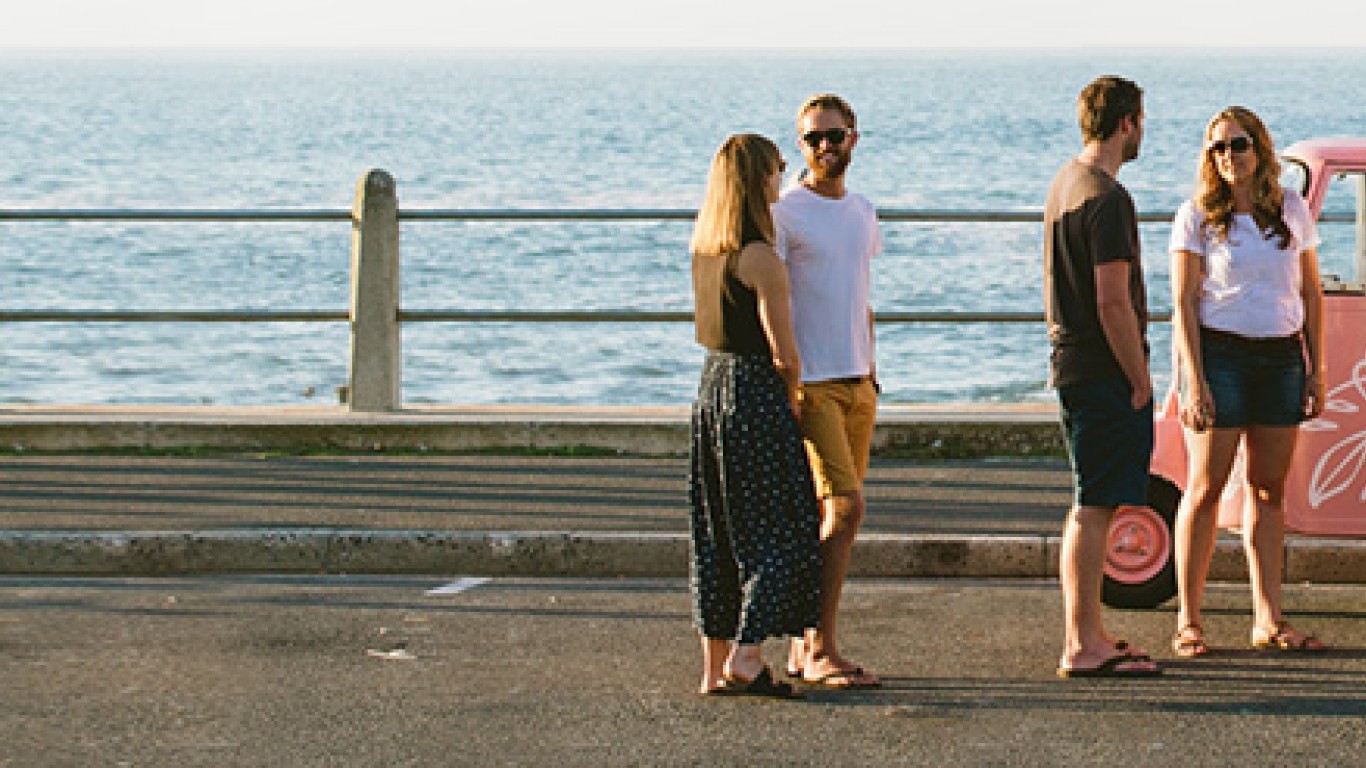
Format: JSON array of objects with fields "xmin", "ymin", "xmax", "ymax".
[{"xmin": 348, "ymin": 169, "xmax": 401, "ymax": 412}]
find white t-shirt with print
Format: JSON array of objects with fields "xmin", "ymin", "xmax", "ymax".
[
  {"xmin": 772, "ymin": 185, "xmax": 882, "ymax": 383},
  {"xmin": 1168, "ymin": 188, "xmax": 1319, "ymax": 338}
]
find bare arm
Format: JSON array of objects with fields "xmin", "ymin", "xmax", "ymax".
[
  {"xmin": 1299, "ymin": 246, "xmax": 1326, "ymax": 418},
  {"xmin": 1094, "ymin": 260, "xmax": 1151, "ymax": 409},
  {"xmin": 735, "ymin": 242, "xmax": 802, "ymax": 414},
  {"xmin": 867, "ymin": 305, "xmax": 879, "ymax": 393},
  {"xmin": 1170, "ymin": 248, "xmax": 1211, "ymax": 431}
]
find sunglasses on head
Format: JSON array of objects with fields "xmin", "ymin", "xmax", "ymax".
[
  {"xmin": 1208, "ymin": 136, "xmax": 1253, "ymax": 155},
  {"xmin": 801, "ymin": 128, "xmax": 850, "ymax": 148}
]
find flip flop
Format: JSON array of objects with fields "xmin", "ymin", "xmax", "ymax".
[
  {"xmin": 1056, "ymin": 655, "xmax": 1162, "ymax": 679},
  {"xmin": 722, "ymin": 667, "xmax": 805, "ymax": 699},
  {"xmin": 1113, "ymin": 640, "xmax": 1153, "ymax": 662},
  {"xmin": 787, "ymin": 663, "xmax": 867, "ymax": 679},
  {"xmin": 802, "ymin": 670, "xmax": 881, "ymax": 689}
]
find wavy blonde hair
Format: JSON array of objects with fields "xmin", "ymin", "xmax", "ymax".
[
  {"xmin": 690, "ymin": 133, "xmax": 781, "ymax": 258},
  {"xmin": 1195, "ymin": 106, "xmax": 1291, "ymax": 248}
]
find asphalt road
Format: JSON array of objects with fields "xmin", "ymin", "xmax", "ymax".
[
  {"xmin": 3, "ymin": 575, "xmax": 1365, "ymax": 766},
  {"xmin": 0, "ymin": 454, "xmax": 1071, "ymax": 535}
]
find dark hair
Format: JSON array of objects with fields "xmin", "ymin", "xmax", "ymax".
[{"xmin": 1077, "ymin": 76, "xmax": 1143, "ymax": 142}]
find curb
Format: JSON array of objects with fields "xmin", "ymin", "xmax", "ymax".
[
  {"xmin": 0, "ymin": 404, "xmax": 1062, "ymax": 456},
  {"xmin": 2, "ymin": 530, "xmax": 1363, "ymax": 582}
]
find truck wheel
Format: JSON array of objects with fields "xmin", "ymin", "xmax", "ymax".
[{"xmin": 1101, "ymin": 476, "xmax": 1180, "ymax": 609}]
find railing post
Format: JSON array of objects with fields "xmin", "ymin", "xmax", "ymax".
[{"xmin": 348, "ymin": 169, "xmax": 401, "ymax": 412}]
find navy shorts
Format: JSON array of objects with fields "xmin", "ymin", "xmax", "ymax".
[
  {"xmin": 1200, "ymin": 327, "xmax": 1306, "ymax": 428},
  {"xmin": 1057, "ymin": 377, "xmax": 1154, "ymax": 509}
]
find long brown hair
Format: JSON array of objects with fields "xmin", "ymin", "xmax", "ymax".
[
  {"xmin": 1195, "ymin": 106, "xmax": 1291, "ymax": 248},
  {"xmin": 690, "ymin": 134, "xmax": 781, "ymax": 258}
]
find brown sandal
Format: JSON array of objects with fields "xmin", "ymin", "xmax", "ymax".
[
  {"xmin": 1251, "ymin": 620, "xmax": 1326, "ymax": 652},
  {"xmin": 1172, "ymin": 624, "xmax": 1209, "ymax": 658}
]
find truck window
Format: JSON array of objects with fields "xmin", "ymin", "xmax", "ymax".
[
  {"xmin": 1281, "ymin": 160, "xmax": 1309, "ymax": 197},
  {"xmin": 1316, "ymin": 171, "xmax": 1366, "ymax": 293}
]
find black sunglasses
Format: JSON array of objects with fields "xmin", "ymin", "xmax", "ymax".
[
  {"xmin": 801, "ymin": 128, "xmax": 851, "ymax": 148},
  {"xmin": 1208, "ymin": 136, "xmax": 1253, "ymax": 155}
]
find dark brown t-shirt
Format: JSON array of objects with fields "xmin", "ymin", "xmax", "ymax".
[
  {"xmin": 1043, "ymin": 159, "xmax": 1148, "ymax": 387},
  {"xmin": 692, "ymin": 247, "xmax": 770, "ymax": 355}
]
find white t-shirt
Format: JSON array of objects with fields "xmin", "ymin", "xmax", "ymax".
[
  {"xmin": 1168, "ymin": 188, "xmax": 1319, "ymax": 338},
  {"xmin": 772, "ymin": 185, "xmax": 881, "ymax": 383}
]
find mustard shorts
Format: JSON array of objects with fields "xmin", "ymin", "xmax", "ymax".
[{"xmin": 798, "ymin": 378, "xmax": 878, "ymax": 498}]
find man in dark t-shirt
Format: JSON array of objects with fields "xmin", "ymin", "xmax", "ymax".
[{"xmin": 1044, "ymin": 76, "xmax": 1160, "ymax": 679}]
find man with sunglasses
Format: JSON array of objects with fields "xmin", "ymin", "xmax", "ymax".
[
  {"xmin": 1044, "ymin": 76, "xmax": 1161, "ymax": 678},
  {"xmin": 773, "ymin": 93, "xmax": 882, "ymax": 690}
]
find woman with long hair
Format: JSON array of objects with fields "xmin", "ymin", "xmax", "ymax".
[
  {"xmin": 1168, "ymin": 106, "xmax": 1327, "ymax": 657},
  {"xmin": 688, "ymin": 133, "xmax": 821, "ymax": 698}
]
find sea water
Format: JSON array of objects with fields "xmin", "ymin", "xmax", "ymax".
[{"xmin": 2, "ymin": 49, "xmax": 1364, "ymax": 406}]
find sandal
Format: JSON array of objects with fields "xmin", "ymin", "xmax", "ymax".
[
  {"xmin": 802, "ymin": 668, "xmax": 881, "ymax": 689},
  {"xmin": 1251, "ymin": 620, "xmax": 1326, "ymax": 652},
  {"xmin": 1172, "ymin": 624, "xmax": 1209, "ymax": 658},
  {"xmin": 1113, "ymin": 640, "xmax": 1152, "ymax": 661},
  {"xmin": 722, "ymin": 666, "xmax": 805, "ymax": 699},
  {"xmin": 1057, "ymin": 654, "xmax": 1162, "ymax": 678}
]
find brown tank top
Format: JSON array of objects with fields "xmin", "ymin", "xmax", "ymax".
[{"xmin": 692, "ymin": 246, "xmax": 770, "ymax": 355}]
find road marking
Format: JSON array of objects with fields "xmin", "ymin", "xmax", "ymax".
[{"xmin": 424, "ymin": 577, "xmax": 491, "ymax": 596}]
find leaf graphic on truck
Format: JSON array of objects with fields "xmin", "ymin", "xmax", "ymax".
[{"xmin": 1306, "ymin": 358, "xmax": 1366, "ymax": 508}]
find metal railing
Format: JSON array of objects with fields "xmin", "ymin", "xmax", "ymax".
[
  {"xmin": 0, "ymin": 205, "xmax": 1099, "ymax": 330},
  {"xmin": 21, "ymin": 170, "xmax": 1325, "ymax": 409}
]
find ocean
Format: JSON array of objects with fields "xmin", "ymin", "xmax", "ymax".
[{"xmin": 3, "ymin": 49, "xmax": 1365, "ymax": 406}]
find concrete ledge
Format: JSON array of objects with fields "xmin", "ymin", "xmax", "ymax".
[
  {"xmin": 0, "ymin": 404, "xmax": 1060, "ymax": 455},
  {"xmin": 856, "ymin": 534, "xmax": 1051, "ymax": 578},
  {"xmin": 1286, "ymin": 537, "xmax": 1366, "ymax": 583},
  {"xmin": 1, "ymin": 529, "xmax": 1361, "ymax": 583}
]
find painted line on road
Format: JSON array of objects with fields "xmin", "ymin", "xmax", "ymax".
[{"xmin": 424, "ymin": 577, "xmax": 491, "ymax": 596}]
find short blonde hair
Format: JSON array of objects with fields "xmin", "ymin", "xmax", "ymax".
[{"xmin": 797, "ymin": 93, "xmax": 857, "ymax": 129}]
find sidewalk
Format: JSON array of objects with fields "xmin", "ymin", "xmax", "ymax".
[
  {"xmin": 2, "ymin": 405, "xmax": 1363, "ymax": 580},
  {"xmin": 0, "ymin": 452, "xmax": 1074, "ymax": 576},
  {"xmin": 3, "ymin": 450, "xmax": 1364, "ymax": 582}
]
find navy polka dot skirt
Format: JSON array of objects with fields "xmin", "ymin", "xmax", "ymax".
[{"xmin": 689, "ymin": 352, "xmax": 822, "ymax": 645}]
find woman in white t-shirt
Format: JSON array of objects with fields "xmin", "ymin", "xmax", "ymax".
[{"xmin": 1168, "ymin": 106, "xmax": 1327, "ymax": 658}]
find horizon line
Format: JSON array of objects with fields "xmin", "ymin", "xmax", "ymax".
[{"xmin": 3, "ymin": 44, "xmax": 1365, "ymax": 56}]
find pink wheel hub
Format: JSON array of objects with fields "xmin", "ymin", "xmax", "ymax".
[{"xmin": 1105, "ymin": 505, "xmax": 1171, "ymax": 585}]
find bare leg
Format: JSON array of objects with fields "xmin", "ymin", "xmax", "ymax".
[
  {"xmin": 802, "ymin": 491, "xmax": 878, "ymax": 684},
  {"xmin": 723, "ymin": 642, "xmax": 766, "ymax": 683},
  {"xmin": 699, "ymin": 635, "xmax": 730, "ymax": 694},
  {"xmin": 786, "ymin": 635, "xmax": 804, "ymax": 677},
  {"xmin": 1242, "ymin": 425, "xmax": 1298, "ymax": 635},
  {"xmin": 1174, "ymin": 427, "xmax": 1241, "ymax": 638},
  {"xmin": 1059, "ymin": 504, "xmax": 1160, "ymax": 672}
]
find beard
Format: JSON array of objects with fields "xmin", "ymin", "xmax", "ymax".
[
  {"xmin": 807, "ymin": 148, "xmax": 852, "ymax": 182},
  {"xmin": 1122, "ymin": 132, "xmax": 1141, "ymax": 162}
]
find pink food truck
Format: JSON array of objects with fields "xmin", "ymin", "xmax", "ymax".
[{"xmin": 1103, "ymin": 138, "xmax": 1366, "ymax": 608}]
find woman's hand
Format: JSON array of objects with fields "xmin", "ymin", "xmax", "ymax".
[
  {"xmin": 1304, "ymin": 371, "xmax": 1326, "ymax": 419},
  {"xmin": 1180, "ymin": 383, "xmax": 1214, "ymax": 432}
]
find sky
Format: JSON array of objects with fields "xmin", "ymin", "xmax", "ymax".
[{"xmin": 4, "ymin": 0, "xmax": 1366, "ymax": 50}]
